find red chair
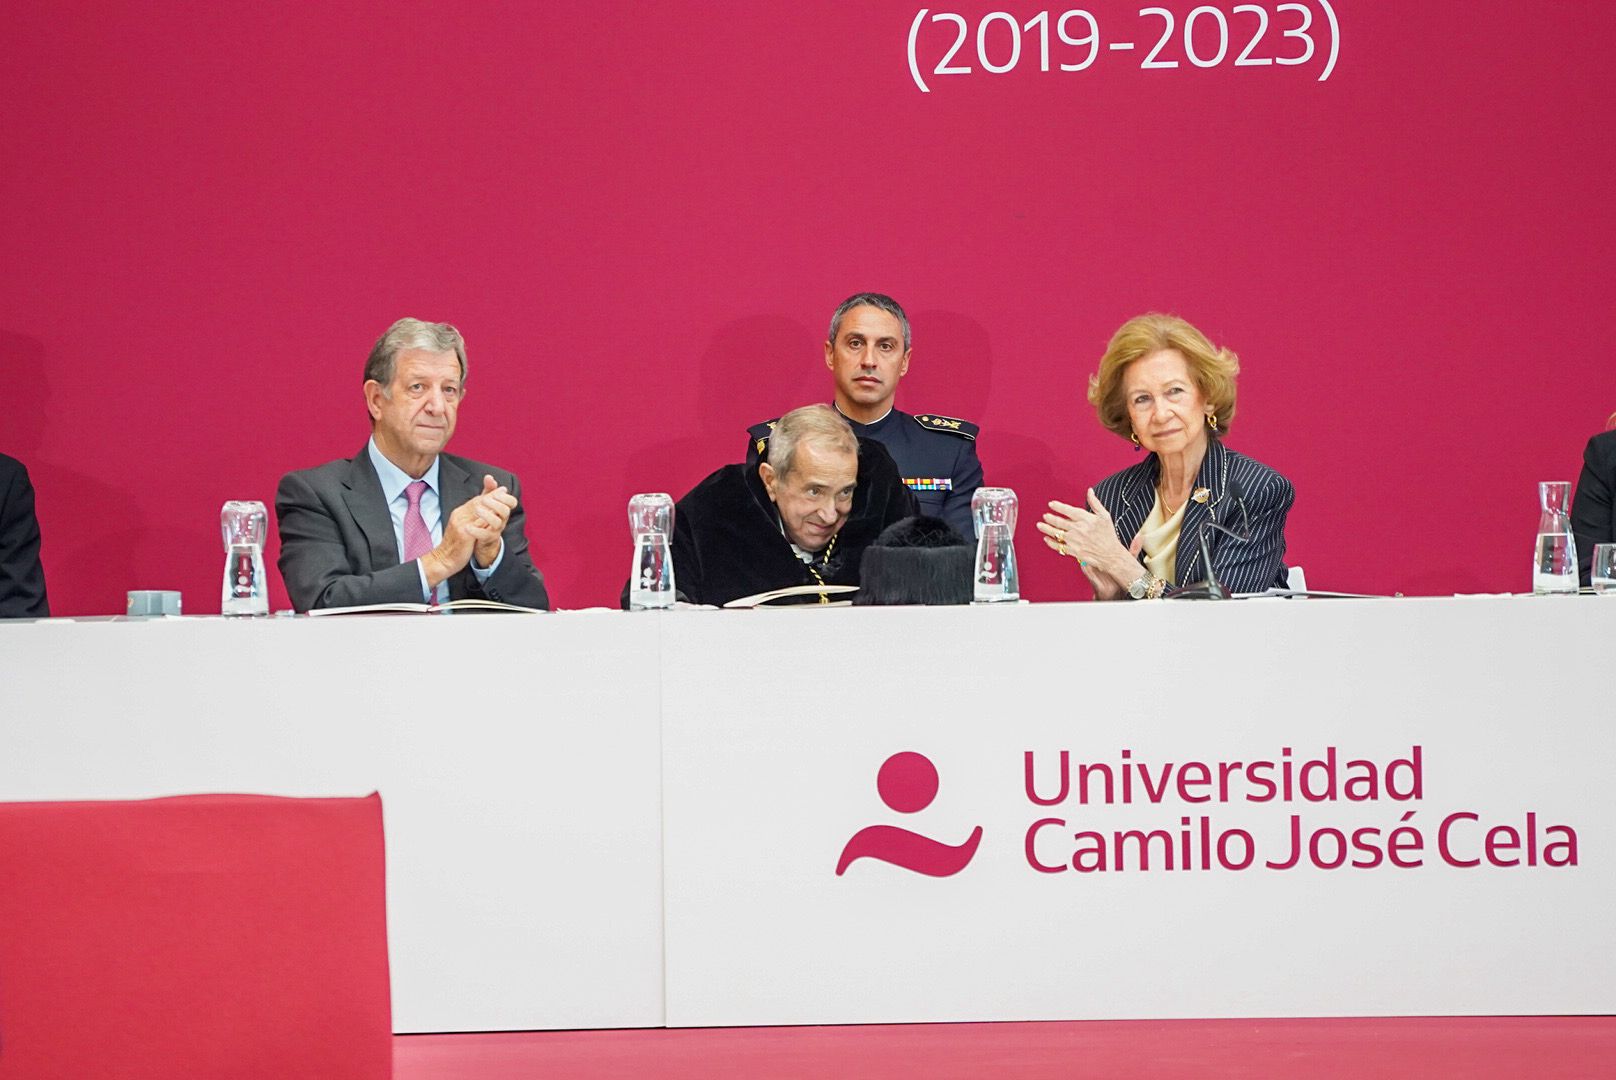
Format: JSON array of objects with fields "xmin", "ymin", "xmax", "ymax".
[{"xmin": 0, "ymin": 793, "xmax": 391, "ymax": 1080}]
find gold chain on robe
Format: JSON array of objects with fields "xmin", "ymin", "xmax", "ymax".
[{"xmin": 804, "ymin": 535, "xmax": 837, "ymax": 604}]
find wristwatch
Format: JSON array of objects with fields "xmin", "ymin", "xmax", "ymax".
[{"xmin": 1126, "ymin": 574, "xmax": 1166, "ymax": 600}]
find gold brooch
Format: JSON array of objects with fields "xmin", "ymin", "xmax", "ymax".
[{"xmin": 1192, "ymin": 487, "xmax": 1211, "ymax": 504}]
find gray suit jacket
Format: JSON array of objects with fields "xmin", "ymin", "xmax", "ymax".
[{"xmin": 276, "ymin": 448, "xmax": 550, "ymax": 612}]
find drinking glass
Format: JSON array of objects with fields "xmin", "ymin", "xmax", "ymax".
[{"xmin": 1592, "ymin": 544, "xmax": 1616, "ymax": 596}]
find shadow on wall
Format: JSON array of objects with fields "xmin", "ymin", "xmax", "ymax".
[
  {"xmin": 903, "ymin": 309, "xmax": 993, "ymax": 423},
  {"xmin": 572, "ymin": 314, "xmax": 827, "ymax": 603},
  {"xmin": 618, "ymin": 313, "xmax": 826, "ymax": 501},
  {"xmin": 906, "ymin": 311, "xmax": 1068, "ymax": 596},
  {"xmin": 909, "ymin": 307, "xmax": 1059, "ymax": 494},
  {"xmin": 2, "ymin": 331, "xmax": 145, "ymax": 615}
]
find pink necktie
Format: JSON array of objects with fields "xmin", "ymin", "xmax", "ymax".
[{"xmin": 402, "ymin": 481, "xmax": 433, "ymax": 562}]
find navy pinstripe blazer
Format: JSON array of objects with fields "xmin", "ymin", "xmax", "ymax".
[{"xmin": 1091, "ymin": 438, "xmax": 1294, "ymax": 594}]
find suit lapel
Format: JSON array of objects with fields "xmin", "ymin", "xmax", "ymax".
[
  {"xmin": 1175, "ymin": 440, "xmax": 1228, "ymax": 585},
  {"xmin": 341, "ymin": 449, "xmax": 399, "ymax": 571},
  {"xmin": 1110, "ymin": 456, "xmax": 1157, "ymax": 552},
  {"xmin": 436, "ymin": 454, "xmax": 478, "ymax": 528},
  {"xmin": 436, "ymin": 455, "xmax": 479, "ymax": 600}
]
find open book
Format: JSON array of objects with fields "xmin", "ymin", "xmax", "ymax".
[
  {"xmin": 1234, "ymin": 588, "xmax": 1387, "ymax": 600},
  {"xmin": 307, "ymin": 599, "xmax": 547, "ymax": 616},
  {"xmin": 721, "ymin": 584, "xmax": 859, "ymax": 609}
]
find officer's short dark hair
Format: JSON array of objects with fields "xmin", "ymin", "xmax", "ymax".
[
  {"xmin": 828, "ymin": 293, "xmax": 911, "ymax": 351},
  {"xmin": 855, "ymin": 516, "xmax": 972, "ymax": 606}
]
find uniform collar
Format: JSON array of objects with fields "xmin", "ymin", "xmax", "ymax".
[{"xmin": 833, "ymin": 401, "xmax": 896, "ymax": 431}]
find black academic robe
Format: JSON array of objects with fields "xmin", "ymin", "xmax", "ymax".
[
  {"xmin": 0, "ymin": 453, "xmax": 49, "ymax": 618},
  {"xmin": 633, "ymin": 438, "xmax": 917, "ymax": 608}
]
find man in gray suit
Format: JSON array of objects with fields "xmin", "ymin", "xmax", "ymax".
[{"xmin": 276, "ymin": 318, "xmax": 550, "ymax": 612}]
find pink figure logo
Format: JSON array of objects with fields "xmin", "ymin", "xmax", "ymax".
[{"xmin": 836, "ymin": 752, "xmax": 983, "ymax": 877}]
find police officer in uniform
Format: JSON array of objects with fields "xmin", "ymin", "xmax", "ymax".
[{"xmin": 747, "ymin": 293, "xmax": 984, "ymax": 538}]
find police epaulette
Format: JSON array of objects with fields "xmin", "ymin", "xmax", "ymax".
[
  {"xmin": 747, "ymin": 418, "xmax": 779, "ymax": 458},
  {"xmin": 914, "ymin": 414, "xmax": 979, "ymax": 440}
]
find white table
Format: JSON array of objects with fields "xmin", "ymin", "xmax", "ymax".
[{"xmin": 3, "ymin": 596, "xmax": 1611, "ymax": 1031}]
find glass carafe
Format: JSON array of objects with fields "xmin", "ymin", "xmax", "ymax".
[
  {"xmin": 1532, "ymin": 481, "xmax": 1578, "ymax": 595},
  {"xmin": 221, "ymin": 500, "xmax": 270, "ymax": 616}
]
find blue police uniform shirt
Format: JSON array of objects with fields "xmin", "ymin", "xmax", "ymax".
[{"xmin": 746, "ymin": 405, "xmax": 984, "ymax": 539}]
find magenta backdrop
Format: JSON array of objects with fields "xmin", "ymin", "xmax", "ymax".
[{"xmin": 4, "ymin": 2, "xmax": 1613, "ymax": 614}]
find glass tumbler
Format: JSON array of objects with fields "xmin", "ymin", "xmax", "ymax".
[{"xmin": 1592, "ymin": 543, "xmax": 1616, "ymax": 596}]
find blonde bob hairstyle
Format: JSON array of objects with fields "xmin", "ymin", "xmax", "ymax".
[{"xmin": 1086, "ymin": 313, "xmax": 1241, "ymax": 440}]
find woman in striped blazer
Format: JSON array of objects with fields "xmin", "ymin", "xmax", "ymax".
[{"xmin": 1037, "ymin": 314, "xmax": 1294, "ymax": 600}]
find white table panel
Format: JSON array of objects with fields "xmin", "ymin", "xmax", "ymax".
[
  {"xmin": 0, "ymin": 612, "xmax": 665, "ymax": 1033},
  {"xmin": 659, "ymin": 598, "xmax": 1616, "ymax": 1025}
]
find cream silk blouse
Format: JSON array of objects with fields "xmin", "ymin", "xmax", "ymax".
[{"xmin": 1138, "ymin": 492, "xmax": 1186, "ymax": 585}]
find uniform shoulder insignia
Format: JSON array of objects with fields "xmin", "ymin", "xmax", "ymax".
[
  {"xmin": 747, "ymin": 418, "xmax": 779, "ymax": 458},
  {"xmin": 914, "ymin": 413, "xmax": 979, "ymax": 440}
]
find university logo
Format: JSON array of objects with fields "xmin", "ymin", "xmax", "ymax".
[{"xmin": 836, "ymin": 752, "xmax": 983, "ymax": 877}]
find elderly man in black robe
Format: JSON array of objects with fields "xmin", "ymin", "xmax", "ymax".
[{"xmin": 643, "ymin": 404, "xmax": 917, "ymax": 607}]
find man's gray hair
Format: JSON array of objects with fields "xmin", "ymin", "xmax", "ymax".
[
  {"xmin": 827, "ymin": 292, "xmax": 911, "ymax": 351},
  {"xmin": 363, "ymin": 318, "xmax": 468, "ymax": 389},
  {"xmin": 767, "ymin": 404, "xmax": 859, "ymax": 478}
]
